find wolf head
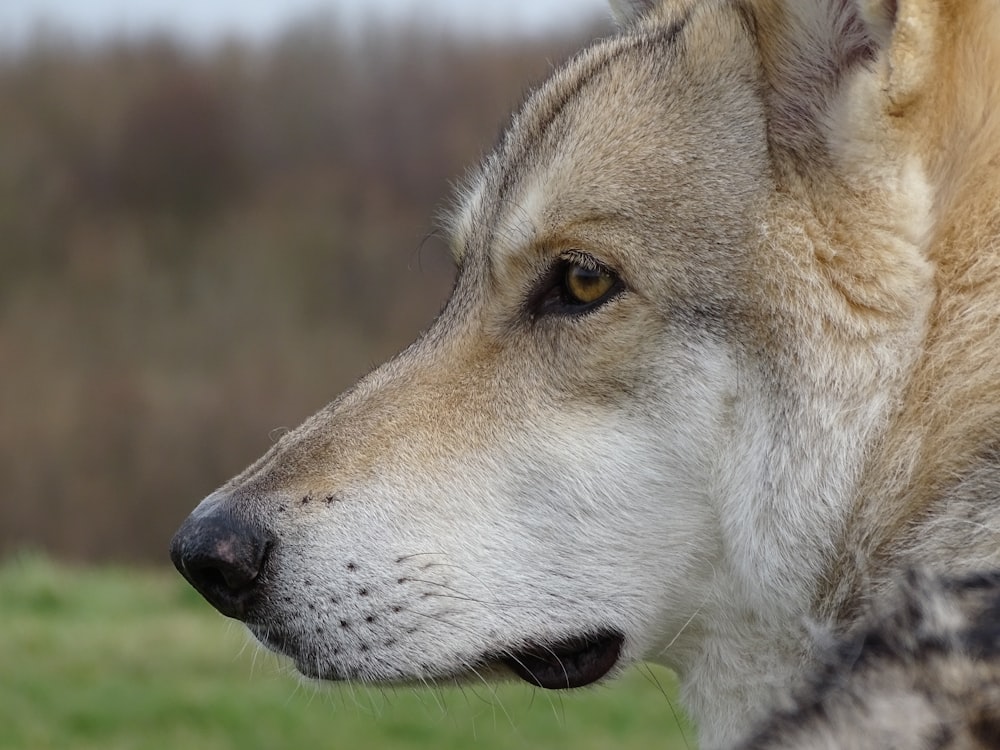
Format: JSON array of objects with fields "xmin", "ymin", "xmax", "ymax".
[{"xmin": 172, "ymin": 1, "xmax": 999, "ymax": 746}]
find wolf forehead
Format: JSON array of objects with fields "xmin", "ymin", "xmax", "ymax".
[{"xmin": 447, "ymin": 6, "xmax": 765, "ymax": 273}]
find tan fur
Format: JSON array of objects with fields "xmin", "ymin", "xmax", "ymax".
[
  {"xmin": 171, "ymin": 1, "xmax": 1000, "ymax": 747},
  {"xmin": 818, "ymin": 0, "xmax": 1000, "ymax": 620}
]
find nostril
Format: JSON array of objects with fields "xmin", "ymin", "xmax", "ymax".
[
  {"xmin": 193, "ymin": 562, "xmax": 233, "ymax": 592},
  {"xmin": 170, "ymin": 509, "xmax": 274, "ymax": 620},
  {"xmin": 195, "ymin": 537, "xmax": 268, "ymax": 590},
  {"xmin": 186, "ymin": 545, "xmax": 259, "ymax": 592}
]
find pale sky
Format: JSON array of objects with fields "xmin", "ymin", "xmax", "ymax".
[{"xmin": 0, "ymin": 0, "xmax": 611, "ymax": 47}]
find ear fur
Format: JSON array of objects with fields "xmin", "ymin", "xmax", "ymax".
[
  {"xmin": 752, "ymin": 0, "xmax": 881, "ymax": 154},
  {"xmin": 751, "ymin": 0, "xmax": 936, "ymax": 155},
  {"xmin": 610, "ymin": 0, "xmax": 939, "ymax": 157},
  {"xmin": 861, "ymin": 0, "xmax": 937, "ymax": 112},
  {"xmin": 856, "ymin": 0, "xmax": 899, "ymax": 46}
]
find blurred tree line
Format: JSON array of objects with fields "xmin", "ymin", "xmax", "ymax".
[{"xmin": 0, "ymin": 16, "xmax": 606, "ymax": 562}]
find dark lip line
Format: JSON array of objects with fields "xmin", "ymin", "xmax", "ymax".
[
  {"xmin": 494, "ymin": 629, "xmax": 625, "ymax": 689},
  {"xmin": 250, "ymin": 623, "xmax": 625, "ymax": 690}
]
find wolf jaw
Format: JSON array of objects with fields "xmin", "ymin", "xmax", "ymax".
[{"xmin": 171, "ymin": 1, "xmax": 1000, "ymax": 748}]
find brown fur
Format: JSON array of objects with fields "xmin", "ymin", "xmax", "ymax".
[{"xmin": 171, "ymin": 2, "xmax": 1000, "ymax": 747}]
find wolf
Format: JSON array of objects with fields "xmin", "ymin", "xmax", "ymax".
[{"xmin": 170, "ymin": 0, "xmax": 1000, "ymax": 747}]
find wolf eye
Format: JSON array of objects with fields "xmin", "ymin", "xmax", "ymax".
[
  {"xmin": 564, "ymin": 264, "xmax": 616, "ymax": 305},
  {"xmin": 531, "ymin": 253, "xmax": 623, "ymax": 317}
]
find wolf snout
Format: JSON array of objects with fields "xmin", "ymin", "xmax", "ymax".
[{"xmin": 170, "ymin": 505, "xmax": 274, "ymax": 620}]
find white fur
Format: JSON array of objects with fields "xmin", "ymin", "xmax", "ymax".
[{"xmin": 175, "ymin": 0, "xmax": 1000, "ymax": 748}]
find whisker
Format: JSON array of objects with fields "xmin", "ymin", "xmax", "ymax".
[{"xmin": 640, "ymin": 663, "xmax": 692, "ymax": 750}]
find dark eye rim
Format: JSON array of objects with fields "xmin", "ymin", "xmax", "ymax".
[{"xmin": 527, "ymin": 251, "xmax": 626, "ymax": 318}]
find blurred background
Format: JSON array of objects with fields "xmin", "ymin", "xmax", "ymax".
[
  {"xmin": 0, "ymin": 1, "xmax": 695, "ymax": 747},
  {"xmin": 0, "ymin": 0, "xmax": 611, "ymax": 562}
]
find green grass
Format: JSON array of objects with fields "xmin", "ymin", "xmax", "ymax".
[{"xmin": 0, "ymin": 554, "xmax": 696, "ymax": 749}]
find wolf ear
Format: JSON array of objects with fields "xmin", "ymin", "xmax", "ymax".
[
  {"xmin": 756, "ymin": 0, "xmax": 934, "ymax": 153},
  {"xmin": 855, "ymin": 0, "xmax": 936, "ymax": 106}
]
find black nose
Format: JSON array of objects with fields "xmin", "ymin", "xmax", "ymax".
[{"xmin": 170, "ymin": 507, "xmax": 273, "ymax": 620}]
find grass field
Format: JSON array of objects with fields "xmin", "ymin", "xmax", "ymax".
[{"xmin": 0, "ymin": 554, "xmax": 696, "ymax": 750}]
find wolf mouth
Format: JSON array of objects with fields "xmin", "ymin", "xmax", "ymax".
[
  {"xmin": 252, "ymin": 623, "xmax": 623, "ymax": 689},
  {"xmin": 498, "ymin": 630, "xmax": 624, "ymax": 689}
]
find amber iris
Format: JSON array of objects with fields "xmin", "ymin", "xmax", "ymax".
[{"xmin": 564, "ymin": 263, "xmax": 616, "ymax": 305}]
